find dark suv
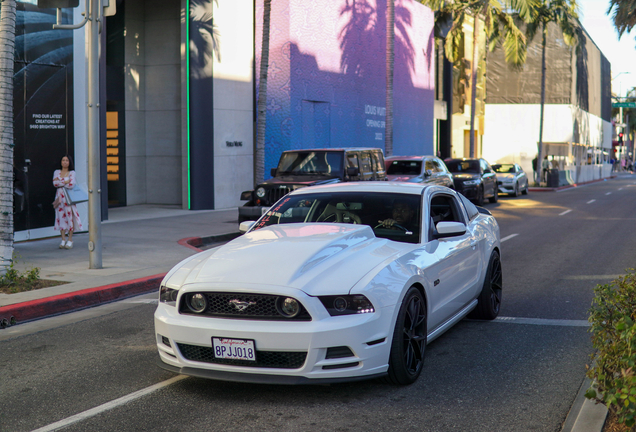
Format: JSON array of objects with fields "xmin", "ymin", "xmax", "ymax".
[{"xmin": 239, "ymin": 148, "xmax": 387, "ymax": 222}]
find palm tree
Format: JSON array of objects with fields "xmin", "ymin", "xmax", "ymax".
[
  {"xmin": 255, "ymin": 0, "xmax": 271, "ymax": 184},
  {"xmin": 608, "ymin": 0, "xmax": 636, "ymax": 39},
  {"xmin": 526, "ymin": 0, "xmax": 579, "ymax": 185},
  {"xmin": 0, "ymin": 0, "xmax": 16, "ymax": 275},
  {"xmin": 385, "ymin": 0, "xmax": 394, "ymax": 157},
  {"xmin": 422, "ymin": 0, "xmax": 534, "ymax": 158}
]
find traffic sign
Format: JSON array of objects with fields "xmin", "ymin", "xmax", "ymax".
[{"xmin": 612, "ymin": 102, "xmax": 636, "ymax": 108}]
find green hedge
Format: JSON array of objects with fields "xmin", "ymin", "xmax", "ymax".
[{"xmin": 586, "ymin": 271, "xmax": 636, "ymax": 429}]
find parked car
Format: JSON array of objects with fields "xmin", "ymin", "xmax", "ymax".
[
  {"xmin": 492, "ymin": 163, "xmax": 529, "ymax": 197},
  {"xmin": 444, "ymin": 158, "xmax": 498, "ymax": 206},
  {"xmin": 238, "ymin": 148, "xmax": 387, "ymax": 222},
  {"xmin": 155, "ymin": 182, "xmax": 503, "ymax": 385},
  {"xmin": 385, "ymin": 155, "xmax": 454, "ymax": 189}
]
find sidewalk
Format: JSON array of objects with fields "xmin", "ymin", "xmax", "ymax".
[{"xmin": 0, "ymin": 205, "xmax": 240, "ymax": 321}]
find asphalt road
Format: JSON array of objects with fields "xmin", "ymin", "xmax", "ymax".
[{"xmin": 3, "ymin": 175, "xmax": 635, "ymax": 432}]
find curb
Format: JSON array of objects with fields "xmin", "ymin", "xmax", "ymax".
[
  {"xmin": 178, "ymin": 232, "xmax": 241, "ymax": 252},
  {"xmin": 561, "ymin": 376, "xmax": 608, "ymax": 432},
  {"xmin": 0, "ymin": 273, "xmax": 165, "ymax": 327},
  {"xmin": 528, "ymin": 176, "xmax": 617, "ymax": 193}
]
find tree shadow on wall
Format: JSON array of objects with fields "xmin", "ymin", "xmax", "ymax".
[
  {"xmin": 189, "ymin": 0, "xmax": 221, "ymax": 79},
  {"xmin": 338, "ymin": 0, "xmax": 417, "ymax": 85}
]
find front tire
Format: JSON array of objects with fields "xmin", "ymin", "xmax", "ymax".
[
  {"xmin": 385, "ymin": 287, "xmax": 427, "ymax": 385},
  {"xmin": 474, "ymin": 186, "xmax": 484, "ymax": 206},
  {"xmin": 511, "ymin": 182, "xmax": 519, "ymax": 197},
  {"xmin": 489, "ymin": 187, "xmax": 498, "ymax": 203},
  {"xmin": 469, "ymin": 250, "xmax": 503, "ymax": 320}
]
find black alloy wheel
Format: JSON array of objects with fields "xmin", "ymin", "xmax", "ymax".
[
  {"xmin": 489, "ymin": 187, "xmax": 498, "ymax": 203},
  {"xmin": 469, "ymin": 250, "xmax": 503, "ymax": 320},
  {"xmin": 384, "ymin": 287, "xmax": 427, "ymax": 385}
]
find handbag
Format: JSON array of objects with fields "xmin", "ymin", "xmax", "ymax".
[{"xmin": 65, "ymin": 185, "xmax": 89, "ymax": 205}]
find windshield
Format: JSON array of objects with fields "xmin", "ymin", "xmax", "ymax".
[
  {"xmin": 493, "ymin": 164, "xmax": 516, "ymax": 173},
  {"xmin": 444, "ymin": 160, "xmax": 480, "ymax": 174},
  {"xmin": 387, "ymin": 160, "xmax": 422, "ymax": 175},
  {"xmin": 277, "ymin": 151, "xmax": 344, "ymax": 175},
  {"xmin": 251, "ymin": 192, "xmax": 422, "ymax": 244}
]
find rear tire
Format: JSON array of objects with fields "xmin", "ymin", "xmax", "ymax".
[
  {"xmin": 469, "ymin": 250, "xmax": 503, "ymax": 320},
  {"xmin": 384, "ymin": 287, "xmax": 427, "ymax": 385}
]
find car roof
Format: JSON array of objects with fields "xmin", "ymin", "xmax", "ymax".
[
  {"xmin": 445, "ymin": 158, "xmax": 480, "ymax": 161},
  {"xmin": 385, "ymin": 155, "xmax": 436, "ymax": 161},
  {"xmin": 288, "ymin": 181, "xmax": 433, "ymax": 196},
  {"xmin": 281, "ymin": 148, "xmax": 382, "ymax": 153}
]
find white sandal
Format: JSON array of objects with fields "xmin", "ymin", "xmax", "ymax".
[
  {"xmin": 59, "ymin": 240, "xmax": 67, "ymax": 249},
  {"xmin": 65, "ymin": 241, "xmax": 73, "ymax": 249}
]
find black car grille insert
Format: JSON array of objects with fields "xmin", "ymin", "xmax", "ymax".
[
  {"xmin": 179, "ymin": 292, "xmax": 312, "ymax": 321},
  {"xmin": 177, "ymin": 343, "xmax": 307, "ymax": 369},
  {"xmin": 265, "ymin": 187, "xmax": 292, "ymax": 205}
]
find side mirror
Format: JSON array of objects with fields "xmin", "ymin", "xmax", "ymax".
[
  {"xmin": 270, "ymin": 168, "xmax": 278, "ymax": 177},
  {"xmin": 239, "ymin": 220, "xmax": 255, "ymax": 233},
  {"xmin": 434, "ymin": 221, "xmax": 466, "ymax": 239},
  {"xmin": 346, "ymin": 167, "xmax": 359, "ymax": 177},
  {"xmin": 424, "ymin": 169, "xmax": 433, "ymax": 177}
]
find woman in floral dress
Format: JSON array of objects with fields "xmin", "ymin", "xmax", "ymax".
[{"xmin": 53, "ymin": 155, "xmax": 83, "ymax": 249}]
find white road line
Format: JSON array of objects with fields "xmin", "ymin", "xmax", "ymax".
[
  {"xmin": 559, "ymin": 209, "xmax": 572, "ymax": 216},
  {"xmin": 561, "ymin": 275, "xmax": 622, "ymax": 280},
  {"xmin": 32, "ymin": 375, "xmax": 188, "ymax": 432},
  {"xmin": 500, "ymin": 234, "xmax": 519, "ymax": 242},
  {"xmin": 586, "ymin": 199, "xmax": 596, "ymax": 204},
  {"xmin": 493, "ymin": 316, "xmax": 589, "ymax": 327},
  {"xmin": 619, "ymin": 188, "xmax": 623, "ymax": 191},
  {"xmin": 605, "ymin": 192, "xmax": 612, "ymax": 195}
]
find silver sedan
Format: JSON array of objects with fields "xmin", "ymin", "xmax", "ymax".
[{"xmin": 492, "ymin": 163, "xmax": 529, "ymax": 197}]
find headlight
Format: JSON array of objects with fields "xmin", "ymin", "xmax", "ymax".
[
  {"xmin": 255, "ymin": 187, "xmax": 266, "ymax": 198},
  {"xmin": 159, "ymin": 286, "xmax": 179, "ymax": 306},
  {"xmin": 318, "ymin": 295, "xmax": 375, "ymax": 316},
  {"xmin": 463, "ymin": 179, "xmax": 481, "ymax": 186}
]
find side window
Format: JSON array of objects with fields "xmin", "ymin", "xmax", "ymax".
[
  {"xmin": 480, "ymin": 159, "xmax": 490, "ymax": 173},
  {"xmin": 433, "ymin": 159, "xmax": 447, "ymax": 173},
  {"xmin": 424, "ymin": 159, "xmax": 435, "ymax": 172},
  {"xmin": 429, "ymin": 194, "xmax": 465, "ymax": 225},
  {"xmin": 458, "ymin": 193, "xmax": 479, "ymax": 220},
  {"xmin": 359, "ymin": 152, "xmax": 373, "ymax": 177}
]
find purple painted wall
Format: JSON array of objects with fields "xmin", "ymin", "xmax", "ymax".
[{"xmin": 256, "ymin": 0, "xmax": 435, "ymax": 175}]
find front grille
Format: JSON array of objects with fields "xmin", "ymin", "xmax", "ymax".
[
  {"xmin": 179, "ymin": 292, "xmax": 312, "ymax": 321},
  {"xmin": 177, "ymin": 343, "xmax": 307, "ymax": 369},
  {"xmin": 265, "ymin": 186, "xmax": 292, "ymax": 205}
]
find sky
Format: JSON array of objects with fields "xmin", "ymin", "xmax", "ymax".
[{"xmin": 578, "ymin": 0, "xmax": 636, "ymax": 97}]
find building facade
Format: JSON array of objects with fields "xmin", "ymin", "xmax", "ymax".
[{"xmin": 483, "ymin": 22, "xmax": 612, "ymax": 184}]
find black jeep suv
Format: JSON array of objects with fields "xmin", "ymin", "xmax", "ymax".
[{"xmin": 239, "ymin": 148, "xmax": 387, "ymax": 222}]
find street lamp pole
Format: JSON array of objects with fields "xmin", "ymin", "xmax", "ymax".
[
  {"xmin": 51, "ymin": 0, "xmax": 102, "ymax": 268},
  {"xmin": 86, "ymin": 0, "xmax": 102, "ymax": 268}
]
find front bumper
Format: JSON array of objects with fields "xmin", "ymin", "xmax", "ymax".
[
  {"xmin": 497, "ymin": 182, "xmax": 515, "ymax": 194},
  {"xmin": 454, "ymin": 184, "xmax": 479, "ymax": 200},
  {"xmin": 154, "ymin": 295, "xmax": 393, "ymax": 384}
]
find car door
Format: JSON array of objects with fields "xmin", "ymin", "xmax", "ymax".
[
  {"xmin": 371, "ymin": 150, "xmax": 387, "ymax": 180},
  {"xmin": 359, "ymin": 151, "xmax": 374, "ymax": 181},
  {"xmin": 345, "ymin": 153, "xmax": 361, "ymax": 181},
  {"xmin": 423, "ymin": 192, "xmax": 481, "ymax": 330}
]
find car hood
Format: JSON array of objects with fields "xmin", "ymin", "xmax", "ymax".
[
  {"xmin": 452, "ymin": 173, "xmax": 480, "ymax": 181},
  {"xmin": 165, "ymin": 224, "xmax": 413, "ymax": 296},
  {"xmin": 387, "ymin": 174, "xmax": 423, "ymax": 182},
  {"xmin": 495, "ymin": 173, "xmax": 515, "ymax": 181},
  {"xmin": 261, "ymin": 175, "xmax": 340, "ymax": 187}
]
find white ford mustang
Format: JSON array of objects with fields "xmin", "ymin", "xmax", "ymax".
[{"xmin": 154, "ymin": 182, "xmax": 502, "ymax": 385}]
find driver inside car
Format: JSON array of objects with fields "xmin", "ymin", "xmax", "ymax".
[{"xmin": 379, "ymin": 200, "xmax": 415, "ymax": 231}]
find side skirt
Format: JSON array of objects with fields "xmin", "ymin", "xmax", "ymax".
[{"xmin": 426, "ymin": 299, "xmax": 478, "ymax": 344}]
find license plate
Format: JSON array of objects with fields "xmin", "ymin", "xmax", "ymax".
[{"xmin": 212, "ymin": 337, "xmax": 256, "ymax": 361}]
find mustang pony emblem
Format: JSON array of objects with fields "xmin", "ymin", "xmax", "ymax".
[{"xmin": 229, "ymin": 299, "xmax": 256, "ymax": 311}]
